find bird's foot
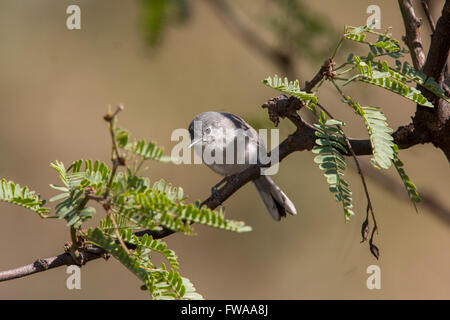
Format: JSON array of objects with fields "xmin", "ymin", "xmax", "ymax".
[
  {"xmin": 210, "ymin": 175, "xmax": 237, "ymax": 205},
  {"xmin": 211, "ymin": 186, "xmax": 222, "ymax": 205}
]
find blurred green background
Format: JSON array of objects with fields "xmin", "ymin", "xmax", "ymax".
[{"xmin": 0, "ymin": 0, "xmax": 448, "ymax": 299}]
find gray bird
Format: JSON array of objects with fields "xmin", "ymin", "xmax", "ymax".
[{"xmin": 188, "ymin": 111, "xmax": 297, "ymax": 221}]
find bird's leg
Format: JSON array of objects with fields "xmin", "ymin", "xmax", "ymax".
[{"xmin": 210, "ymin": 175, "xmax": 234, "ymax": 205}]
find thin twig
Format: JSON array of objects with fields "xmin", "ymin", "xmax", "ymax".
[
  {"xmin": 398, "ymin": 0, "xmax": 426, "ymax": 71},
  {"xmin": 103, "ymin": 106, "xmax": 129, "ymax": 253},
  {"xmin": 318, "ymin": 98, "xmax": 379, "ymax": 258},
  {"xmin": 304, "ymin": 58, "xmax": 335, "ymax": 93},
  {"xmin": 327, "ymin": 78, "xmax": 379, "ymax": 255},
  {"xmin": 304, "ymin": 62, "xmax": 378, "ymax": 253},
  {"xmin": 107, "ymin": 207, "xmax": 130, "ymax": 255},
  {"xmin": 203, "ymin": 0, "xmax": 297, "ymax": 79},
  {"xmin": 0, "ymin": 250, "xmax": 106, "ymax": 282},
  {"xmin": 420, "ymin": 0, "xmax": 449, "ymax": 76},
  {"xmin": 403, "ymin": 0, "xmax": 450, "ymax": 160},
  {"xmin": 421, "ymin": 0, "xmax": 436, "ymax": 31},
  {"xmin": 103, "ymin": 105, "xmax": 125, "ymax": 200}
]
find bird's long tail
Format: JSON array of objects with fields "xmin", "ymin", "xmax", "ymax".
[{"xmin": 252, "ymin": 176, "xmax": 297, "ymax": 221}]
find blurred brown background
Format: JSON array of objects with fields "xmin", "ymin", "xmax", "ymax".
[{"xmin": 0, "ymin": 0, "xmax": 448, "ymax": 299}]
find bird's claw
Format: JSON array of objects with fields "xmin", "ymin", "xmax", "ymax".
[{"xmin": 211, "ymin": 186, "xmax": 222, "ymax": 205}]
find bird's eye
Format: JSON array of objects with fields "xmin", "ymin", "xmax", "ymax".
[{"xmin": 205, "ymin": 127, "xmax": 211, "ymax": 135}]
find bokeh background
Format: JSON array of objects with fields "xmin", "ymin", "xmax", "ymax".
[{"xmin": 0, "ymin": 0, "xmax": 448, "ymax": 299}]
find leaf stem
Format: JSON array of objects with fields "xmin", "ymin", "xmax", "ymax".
[
  {"xmin": 331, "ymin": 36, "xmax": 344, "ymax": 60},
  {"xmin": 107, "ymin": 209, "xmax": 130, "ymax": 255},
  {"xmin": 336, "ymin": 67, "xmax": 355, "ymax": 76},
  {"xmin": 327, "ymin": 79, "xmax": 379, "ymax": 258},
  {"xmin": 103, "ymin": 105, "xmax": 125, "ymax": 199}
]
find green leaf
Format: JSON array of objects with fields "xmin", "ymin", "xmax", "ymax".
[
  {"xmin": 49, "ymin": 160, "xmax": 106, "ymax": 227},
  {"xmin": 50, "ymin": 161, "xmax": 70, "ymax": 188},
  {"xmin": 0, "ymin": 178, "xmax": 50, "ymax": 216},
  {"xmin": 115, "ymin": 127, "xmax": 129, "ymax": 148},
  {"xmin": 52, "ymin": 159, "xmax": 111, "ymax": 191},
  {"xmin": 392, "ymin": 148, "xmax": 421, "ymax": 212},
  {"xmin": 177, "ymin": 202, "xmax": 252, "ymax": 233},
  {"xmin": 312, "ymin": 120, "xmax": 354, "ymax": 221},
  {"xmin": 359, "ymin": 73, "xmax": 433, "ymax": 108},
  {"xmin": 111, "ymin": 178, "xmax": 251, "ymax": 235},
  {"xmin": 49, "ymin": 192, "xmax": 70, "ymax": 202},
  {"xmin": 351, "ymin": 55, "xmax": 434, "ymax": 107},
  {"xmin": 344, "ymin": 25, "xmax": 407, "ymax": 59},
  {"xmin": 344, "ymin": 98, "xmax": 394, "ymax": 169},
  {"xmin": 86, "ymin": 227, "xmax": 202, "ymax": 300},
  {"xmin": 325, "ymin": 119, "xmax": 345, "ymax": 126},
  {"xmin": 382, "ymin": 60, "xmax": 450, "ymax": 103},
  {"xmin": 127, "ymin": 140, "xmax": 166, "ymax": 161},
  {"xmin": 263, "ymin": 75, "xmax": 318, "ymax": 111}
]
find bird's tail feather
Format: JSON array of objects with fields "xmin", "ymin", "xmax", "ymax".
[{"xmin": 253, "ymin": 176, "xmax": 297, "ymax": 221}]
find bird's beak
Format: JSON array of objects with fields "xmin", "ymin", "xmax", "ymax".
[{"xmin": 188, "ymin": 138, "xmax": 202, "ymax": 149}]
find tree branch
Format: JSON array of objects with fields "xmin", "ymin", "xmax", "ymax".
[
  {"xmin": 0, "ymin": 246, "xmax": 107, "ymax": 282},
  {"xmin": 203, "ymin": 0, "xmax": 297, "ymax": 79},
  {"xmin": 421, "ymin": 0, "xmax": 450, "ymax": 85},
  {"xmin": 398, "ymin": 0, "xmax": 427, "ymax": 71},
  {"xmin": 421, "ymin": 0, "xmax": 449, "ymax": 80},
  {"xmin": 421, "ymin": 0, "xmax": 436, "ymax": 31},
  {"xmin": 406, "ymin": 0, "xmax": 450, "ymax": 160}
]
